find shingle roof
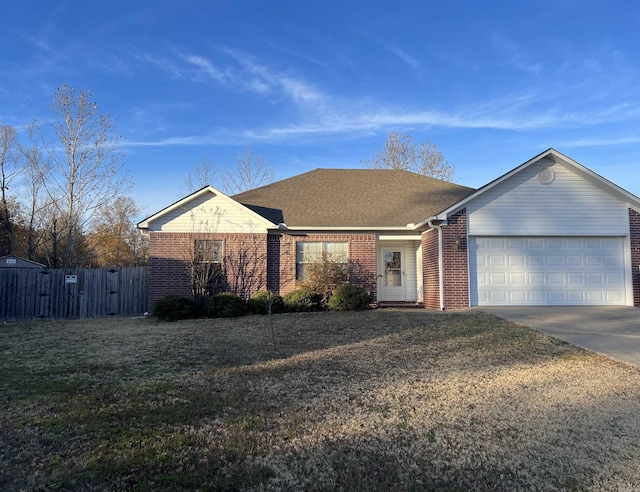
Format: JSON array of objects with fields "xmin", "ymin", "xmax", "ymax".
[{"xmin": 232, "ymin": 169, "xmax": 475, "ymax": 228}]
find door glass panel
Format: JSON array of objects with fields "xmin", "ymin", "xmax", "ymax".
[{"xmin": 384, "ymin": 251, "xmax": 402, "ymax": 287}]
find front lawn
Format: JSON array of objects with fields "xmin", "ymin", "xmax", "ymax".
[{"xmin": 2, "ymin": 310, "xmax": 640, "ymax": 490}]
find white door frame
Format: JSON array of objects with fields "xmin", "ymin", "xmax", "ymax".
[{"xmin": 379, "ymin": 247, "xmax": 407, "ymax": 301}]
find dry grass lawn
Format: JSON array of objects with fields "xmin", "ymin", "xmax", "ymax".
[{"xmin": 2, "ymin": 310, "xmax": 640, "ymax": 490}]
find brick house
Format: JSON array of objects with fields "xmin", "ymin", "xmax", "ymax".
[{"xmin": 138, "ymin": 149, "xmax": 640, "ymax": 310}]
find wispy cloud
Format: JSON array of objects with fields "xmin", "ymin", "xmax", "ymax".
[
  {"xmin": 135, "ymin": 52, "xmax": 186, "ymax": 79},
  {"xmin": 492, "ymin": 32, "xmax": 542, "ymax": 75},
  {"xmin": 382, "ymin": 43, "xmax": 420, "ymax": 72},
  {"xmin": 560, "ymin": 136, "xmax": 640, "ymax": 148},
  {"xmin": 221, "ymin": 48, "xmax": 324, "ymax": 104},
  {"xmin": 182, "ymin": 54, "xmax": 229, "ymax": 83}
]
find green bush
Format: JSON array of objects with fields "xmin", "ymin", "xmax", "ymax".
[
  {"xmin": 153, "ymin": 295, "xmax": 200, "ymax": 321},
  {"xmin": 204, "ymin": 292, "xmax": 247, "ymax": 318},
  {"xmin": 328, "ymin": 284, "xmax": 372, "ymax": 311},
  {"xmin": 283, "ymin": 289, "xmax": 323, "ymax": 312},
  {"xmin": 248, "ymin": 290, "xmax": 284, "ymax": 315}
]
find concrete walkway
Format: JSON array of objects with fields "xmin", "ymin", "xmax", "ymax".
[{"xmin": 480, "ymin": 306, "xmax": 640, "ymax": 368}]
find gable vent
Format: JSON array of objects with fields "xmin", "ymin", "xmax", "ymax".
[{"xmin": 537, "ymin": 166, "xmax": 555, "ymax": 185}]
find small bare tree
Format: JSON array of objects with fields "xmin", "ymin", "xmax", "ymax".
[
  {"xmin": 0, "ymin": 125, "xmax": 21, "ymax": 255},
  {"xmin": 20, "ymin": 124, "xmax": 54, "ymax": 262},
  {"xmin": 362, "ymin": 131, "xmax": 455, "ymax": 181},
  {"xmin": 29, "ymin": 85, "xmax": 130, "ymax": 267},
  {"xmin": 222, "ymin": 147, "xmax": 275, "ymax": 195},
  {"xmin": 224, "ymin": 233, "xmax": 267, "ymax": 300},
  {"xmin": 182, "ymin": 158, "xmax": 216, "ymax": 195},
  {"xmin": 181, "ymin": 207, "xmax": 226, "ymax": 306}
]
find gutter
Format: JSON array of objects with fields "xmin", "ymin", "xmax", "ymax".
[
  {"xmin": 276, "ymin": 224, "xmax": 412, "ymax": 232},
  {"xmin": 427, "ymin": 220, "xmax": 446, "ymax": 311}
]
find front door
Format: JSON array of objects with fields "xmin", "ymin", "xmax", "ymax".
[{"xmin": 380, "ymin": 248, "xmax": 406, "ymax": 301}]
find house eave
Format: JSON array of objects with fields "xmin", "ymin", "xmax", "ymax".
[{"xmin": 137, "ymin": 185, "xmax": 277, "ymax": 231}]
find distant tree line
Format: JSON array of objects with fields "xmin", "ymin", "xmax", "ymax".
[{"xmin": 0, "ymin": 85, "xmax": 148, "ymax": 268}]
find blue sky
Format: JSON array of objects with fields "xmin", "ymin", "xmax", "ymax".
[{"xmin": 2, "ymin": 0, "xmax": 640, "ymax": 218}]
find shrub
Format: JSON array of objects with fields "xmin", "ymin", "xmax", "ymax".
[
  {"xmin": 328, "ymin": 284, "xmax": 372, "ymax": 311},
  {"xmin": 248, "ymin": 290, "xmax": 284, "ymax": 315},
  {"xmin": 299, "ymin": 251, "xmax": 348, "ymax": 305},
  {"xmin": 204, "ymin": 292, "xmax": 247, "ymax": 318},
  {"xmin": 283, "ymin": 289, "xmax": 323, "ymax": 312},
  {"xmin": 153, "ymin": 295, "xmax": 199, "ymax": 321}
]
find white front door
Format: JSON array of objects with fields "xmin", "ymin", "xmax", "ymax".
[{"xmin": 380, "ymin": 248, "xmax": 406, "ymax": 301}]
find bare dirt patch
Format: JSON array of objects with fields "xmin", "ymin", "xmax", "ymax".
[{"xmin": 2, "ymin": 310, "xmax": 640, "ymax": 490}]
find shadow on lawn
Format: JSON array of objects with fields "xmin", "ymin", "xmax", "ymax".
[{"xmin": 2, "ymin": 310, "xmax": 640, "ymax": 490}]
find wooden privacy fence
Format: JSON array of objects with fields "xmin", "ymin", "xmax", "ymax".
[{"xmin": 0, "ymin": 267, "xmax": 148, "ymax": 321}]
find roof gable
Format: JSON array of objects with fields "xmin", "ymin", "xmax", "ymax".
[
  {"xmin": 137, "ymin": 185, "xmax": 276, "ymax": 233},
  {"xmin": 425, "ymin": 148, "xmax": 640, "ymax": 223},
  {"xmin": 0, "ymin": 255, "xmax": 45, "ymax": 268},
  {"xmin": 232, "ymin": 169, "xmax": 474, "ymax": 228}
]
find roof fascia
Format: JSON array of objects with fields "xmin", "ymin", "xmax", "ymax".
[
  {"xmin": 550, "ymin": 152, "xmax": 640, "ymax": 212},
  {"xmin": 138, "ymin": 185, "xmax": 276, "ymax": 230},
  {"xmin": 277, "ymin": 225, "xmax": 413, "ymax": 232}
]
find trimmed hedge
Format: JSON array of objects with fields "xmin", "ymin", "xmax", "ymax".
[
  {"xmin": 328, "ymin": 284, "xmax": 372, "ymax": 311},
  {"xmin": 204, "ymin": 293, "xmax": 247, "ymax": 318},
  {"xmin": 248, "ymin": 291, "xmax": 284, "ymax": 315},
  {"xmin": 283, "ymin": 289, "xmax": 323, "ymax": 312},
  {"xmin": 153, "ymin": 295, "xmax": 200, "ymax": 321}
]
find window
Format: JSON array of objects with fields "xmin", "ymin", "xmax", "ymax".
[
  {"xmin": 194, "ymin": 240, "xmax": 223, "ymax": 263},
  {"xmin": 296, "ymin": 242, "xmax": 348, "ymax": 280}
]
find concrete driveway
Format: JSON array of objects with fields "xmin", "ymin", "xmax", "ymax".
[{"xmin": 480, "ymin": 306, "xmax": 640, "ymax": 368}]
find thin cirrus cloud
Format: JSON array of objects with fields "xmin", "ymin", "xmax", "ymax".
[
  {"xmin": 171, "ymin": 48, "xmax": 325, "ymax": 104},
  {"xmin": 122, "ymin": 104, "xmax": 620, "ymax": 149},
  {"xmin": 381, "ymin": 43, "xmax": 420, "ymax": 72}
]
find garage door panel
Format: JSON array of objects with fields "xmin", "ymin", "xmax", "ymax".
[
  {"xmin": 586, "ymin": 272, "xmax": 603, "ymax": 284},
  {"xmin": 529, "ymin": 291, "xmax": 546, "ymax": 303},
  {"xmin": 509, "ymin": 255, "xmax": 525, "ymax": 266},
  {"xmin": 509, "ymin": 272, "xmax": 525, "ymax": 284},
  {"xmin": 549, "ymin": 291, "xmax": 565, "ymax": 303},
  {"xmin": 548, "ymin": 272, "xmax": 564, "ymax": 284},
  {"xmin": 567, "ymin": 291, "xmax": 584, "ymax": 302},
  {"xmin": 470, "ymin": 236, "xmax": 626, "ymax": 306},
  {"xmin": 510, "ymin": 291, "xmax": 526, "ymax": 303},
  {"xmin": 548, "ymin": 255, "xmax": 563, "ymax": 266}
]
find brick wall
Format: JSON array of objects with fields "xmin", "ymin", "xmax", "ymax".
[
  {"xmin": 442, "ymin": 209, "xmax": 469, "ymax": 309},
  {"xmin": 421, "ymin": 229, "xmax": 440, "ymax": 309},
  {"xmin": 267, "ymin": 233, "xmax": 378, "ymax": 298},
  {"xmin": 420, "ymin": 209, "xmax": 469, "ymax": 310},
  {"xmin": 148, "ymin": 232, "xmax": 267, "ymax": 311},
  {"xmin": 630, "ymin": 209, "xmax": 640, "ymax": 307}
]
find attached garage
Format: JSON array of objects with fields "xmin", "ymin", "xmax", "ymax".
[
  {"xmin": 469, "ymin": 236, "xmax": 626, "ymax": 306},
  {"xmin": 421, "ymin": 148, "xmax": 640, "ymax": 309}
]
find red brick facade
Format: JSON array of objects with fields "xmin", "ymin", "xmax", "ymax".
[
  {"xmin": 149, "ymin": 231, "xmax": 378, "ymax": 311},
  {"xmin": 441, "ymin": 210, "xmax": 469, "ymax": 309},
  {"xmin": 421, "ymin": 228, "xmax": 440, "ymax": 309},
  {"xmin": 630, "ymin": 208, "xmax": 640, "ymax": 307},
  {"xmin": 267, "ymin": 233, "xmax": 378, "ymax": 297},
  {"xmin": 420, "ymin": 209, "xmax": 469, "ymax": 310},
  {"xmin": 148, "ymin": 232, "xmax": 267, "ymax": 309}
]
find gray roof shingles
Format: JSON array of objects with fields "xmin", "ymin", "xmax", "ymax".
[{"xmin": 232, "ymin": 169, "xmax": 475, "ymax": 228}]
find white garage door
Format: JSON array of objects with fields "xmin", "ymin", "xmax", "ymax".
[{"xmin": 470, "ymin": 237, "xmax": 626, "ymax": 306}]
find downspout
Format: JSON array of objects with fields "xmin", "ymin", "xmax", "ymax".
[{"xmin": 428, "ymin": 220, "xmax": 446, "ymax": 310}]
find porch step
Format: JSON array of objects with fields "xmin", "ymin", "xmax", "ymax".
[{"xmin": 377, "ymin": 301, "xmax": 424, "ymax": 309}]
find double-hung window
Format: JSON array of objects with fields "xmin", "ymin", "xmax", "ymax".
[
  {"xmin": 296, "ymin": 242, "xmax": 348, "ymax": 280},
  {"xmin": 194, "ymin": 240, "xmax": 223, "ymax": 264}
]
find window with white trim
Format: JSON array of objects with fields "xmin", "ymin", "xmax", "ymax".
[
  {"xmin": 194, "ymin": 239, "xmax": 223, "ymax": 264},
  {"xmin": 296, "ymin": 242, "xmax": 348, "ymax": 280}
]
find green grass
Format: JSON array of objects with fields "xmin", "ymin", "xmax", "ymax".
[{"xmin": 2, "ymin": 310, "xmax": 640, "ymax": 490}]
